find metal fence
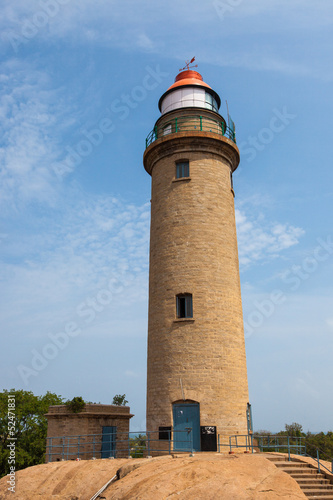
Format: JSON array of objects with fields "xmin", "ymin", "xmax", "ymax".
[
  {"xmin": 255, "ymin": 435, "xmax": 306, "ymax": 456},
  {"xmin": 219, "ymin": 434, "xmax": 333, "ymax": 474},
  {"xmin": 46, "ymin": 429, "xmax": 194, "ymax": 462},
  {"xmin": 218, "ymin": 434, "xmax": 254, "ymax": 453},
  {"xmin": 46, "ymin": 430, "xmax": 333, "ymax": 476},
  {"xmin": 218, "ymin": 434, "xmax": 306, "ymax": 455}
]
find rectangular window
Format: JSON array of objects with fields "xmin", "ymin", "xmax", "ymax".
[
  {"xmin": 159, "ymin": 426, "xmax": 171, "ymax": 440},
  {"xmin": 176, "ymin": 161, "xmax": 189, "ymax": 179},
  {"xmin": 176, "ymin": 294, "xmax": 193, "ymax": 318}
]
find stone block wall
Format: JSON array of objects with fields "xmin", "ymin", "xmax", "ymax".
[
  {"xmin": 144, "ymin": 130, "xmax": 249, "ymax": 449},
  {"xmin": 45, "ymin": 404, "xmax": 133, "ymax": 461}
]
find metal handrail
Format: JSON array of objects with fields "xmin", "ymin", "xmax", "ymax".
[
  {"xmin": 222, "ymin": 433, "xmax": 333, "ymax": 475},
  {"xmin": 303, "ymin": 440, "xmax": 333, "ymax": 474},
  {"xmin": 145, "ymin": 114, "xmax": 236, "ymax": 148},
  {"xmin": 46, "ymin": 429, "xmax": 194, "ymax": 462},
  {"xmin": 218, "ymin": 434, "xmax": 254, "ymax": 453},
  {"xmin": 254, "ymin": 434, "xmax": 306, "ymax": 456},
  {"xmin": 305, "ymin": 439, "xmax": 333, "ymax": 462},
  {"xmin": 218, "ymin": 434, "xmax": 307, "ymax": 455},
  {"xmin": 301, "ymin": 450, "xmax": 333, "ymax": 475},
  {"xmin": 89, "ymin": 474, "xmax": 117, "ymax": 500}
]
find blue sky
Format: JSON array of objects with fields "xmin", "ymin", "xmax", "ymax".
[{"xmin": 0, "ymin": 0, "xmax": 332, "ymax": 433}]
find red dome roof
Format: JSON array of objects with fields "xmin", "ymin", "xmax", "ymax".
[{"xmin": 167, "ymin": 70, "xmax": 212, "ymax": 91}]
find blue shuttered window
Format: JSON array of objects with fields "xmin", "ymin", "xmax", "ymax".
[{"xmin": 176, "ymin": 161, "xmax": 189, "ymax": 179}]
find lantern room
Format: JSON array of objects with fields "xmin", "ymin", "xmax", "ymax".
[{"xmin": 158, "ymin": 70, "xmax": 221, "ymax": 115}]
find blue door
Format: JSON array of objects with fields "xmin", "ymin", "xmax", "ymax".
[
  {"xmin": 173, "ymin": 403, "xmax": 200, "ymax": 451},
  {"xmin": 101, "ymin": 426, "xmax": 116, "ymax": 458}
]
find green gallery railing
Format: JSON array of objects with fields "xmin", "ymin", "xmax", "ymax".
[{"xmin": 145, "ymin": 114, "xmax": 236, "ymax": 148}]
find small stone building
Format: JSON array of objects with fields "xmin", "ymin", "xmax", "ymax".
[{"xmin": 45, "ymin": 404, "xmax": 133, "ymax": 462}]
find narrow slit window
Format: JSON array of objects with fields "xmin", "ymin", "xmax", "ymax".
[
  {"xmin": 176, "ymin": 294, "xmax": 193, "ymax": 318},
  {"xmin": 230, "ymin": 171, "xmax": 234, "ymax": 190},
  {"xmin": 176, "ymin": 161, "xmax": 189, "ymax": 179}
]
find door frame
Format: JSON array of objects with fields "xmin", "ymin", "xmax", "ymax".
[
  {"xmin": 101, "ymin": 425, "xmax": 116, "ymax": 458},
  {"xmin": 172, "ymin": 401, "xmax": 200, "ymax": 451}
]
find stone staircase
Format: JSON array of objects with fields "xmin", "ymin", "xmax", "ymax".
[{"xmin": 266, "ymin": 454, "xmax": 333, "ymax": 499}]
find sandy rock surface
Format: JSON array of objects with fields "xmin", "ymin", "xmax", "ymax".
[
  {"xmin": 0, "ymin": 453, "xmax": 307, "ymax": 500},
  {"xmin": 0, "ymin": 458, "xmax": 134, "ymax": 500}
]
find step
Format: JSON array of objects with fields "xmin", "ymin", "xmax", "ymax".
[
  {"xmin": 291, "ymin": 473, "xmax": 327, "ymax": 479},
  {"xmin": 303, "ymin": 491, "xmax": 333, "ymax": 497},
  {"xmin": 266, "ymin": 455, "xmax": 333, "ymax": 497},
  {"xmin": 305, "ymin": 496, "xmax": 333, "ymax": 500},
  {"xmin": 278, "ymin": 466, "xmax": 318, "ymax": 476},
  {"xmin": 291, "ymin": 476, "xmax": 328, "ymax": 483},
  {"xmin": 273, "ymin": 461, "xmax": 313, "ymax": 468},
  {"xmin": 265, "ymin": 455, "xmax": 306, "ymax": 462},
  {"xmin": 266, "ymin": 456, "xmax": 289, "ymax": 462},
  {"xmin": 297, "ymin": 478, "xmax": 330, "ymax": 485},
  {"xmin": 305, "ymin": 497, "xmax": 333, "ymax": 500},
  {"xmin": 301, "ymin": 484, "xmax": 333, "ymax": 490}
]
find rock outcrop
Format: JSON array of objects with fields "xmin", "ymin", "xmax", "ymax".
[{"xmin": 0, "ymin": 453, "xmax": 307, "ymax": 499}]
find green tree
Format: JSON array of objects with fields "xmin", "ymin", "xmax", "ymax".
[
  {"xmin": 255, "ymin": 430, "xmax": 272, "ymax": 436},
  {"xmin": 112, "ymin": 394, "xmax": 128, "ymax": 406},
  {"xmin": 65, "ymin": 396, "xmax": 86, "ymax": 413},
  {"xmin": 305, "ymin": 431, "xmax": 333, "ymax": 461},
  {"xmin": 284, "ymin": 422, "xmax": 303, "ymax": 438},
  {"xmin": 129, "ymin": 434, "xmax": 146, "ymax": 458},
  {"xmin": 0, "ymin": 389, "xmax": 63, "ymax": 478},
  {"xmin": 257, "ymin": 423, "xmax": 333, "ymax": 461}
]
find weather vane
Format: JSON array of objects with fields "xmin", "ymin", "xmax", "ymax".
[{"xmin": 179, "ymin": 57, "xmax": 198, "ymax": 72}]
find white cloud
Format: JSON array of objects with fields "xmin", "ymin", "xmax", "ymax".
[
  {"xmin": 0, "ymin": 60, "xmax": 74, "ymax": 210},
  {"xmin": 213, "ymin": 53, "xmax": 317, "ymax": 79},
  {"xmin": 0, "ymin": 192, "xmax": 150, "ymax": 341},
  {"xmin": 289, "ymin": 371, "xmax": 320, "ymax": 400},
  {"xmin": 136, "ymin": 33, "xmax": 156, "ymax": 52},
  {"xmin": 125, "ymin": 370, "xmax": 139, "ymax": 378},
  {"xmin": 326, "ymin": 318, "xmax": 333, "ymax": 329},
  {"xmin": 236, "ymin": 208, "xmax": 304, "ymax": 268},
  {"xmin": 0, "ymin": 0, "xmax": 331, "ymax": 84},
  {"xmin": 2, "ymin": 0, "xmax": 331, "ymax": 52}
]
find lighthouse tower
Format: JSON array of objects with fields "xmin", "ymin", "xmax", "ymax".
[{"xmin": 143, "ymin": 63, "xmax": 249, "ymax": 452}]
